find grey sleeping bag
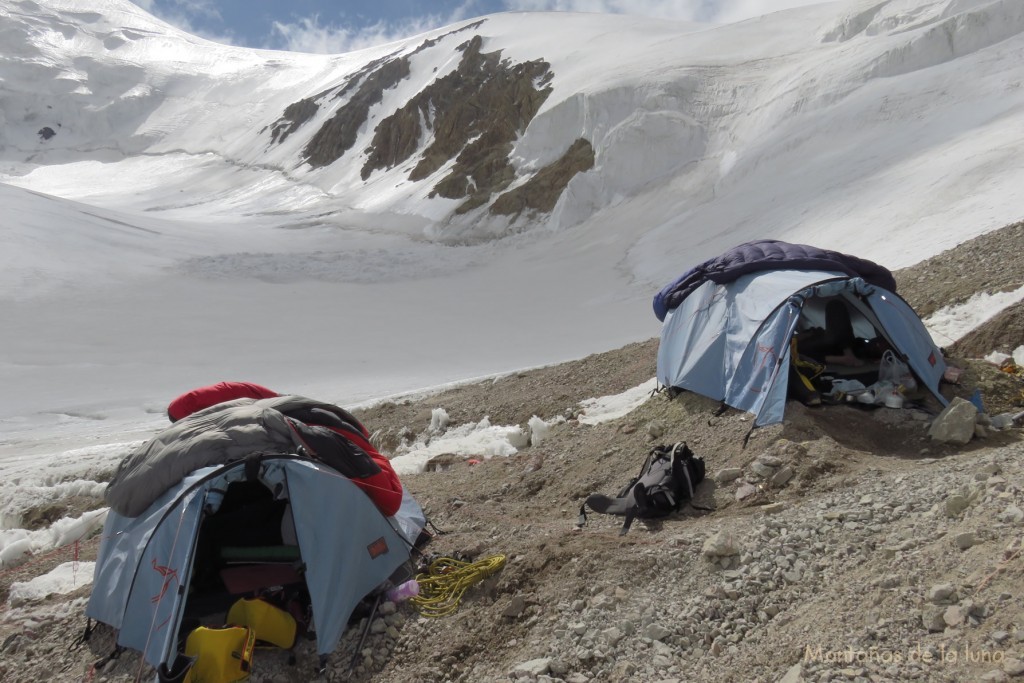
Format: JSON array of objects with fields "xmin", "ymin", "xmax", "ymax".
[{"xmin": 104, "ymin": 395, "xmax": 368, "ymax": 517}]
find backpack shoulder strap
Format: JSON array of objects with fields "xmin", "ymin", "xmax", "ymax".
[
  {"xmin": 671, "ymin": 442, "xmax": 715, "ymax": 511},
  {"xmin": 670, "ymin": 442, "xmax": 695, "ymax": 500},
  {"xmin": 620, "ymin": 493, "xmax": 640, "ymax": 536}
]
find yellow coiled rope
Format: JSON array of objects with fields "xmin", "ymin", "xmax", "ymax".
[{"xmin": 410, "ymin": 554, "xmax": 507, "ymax": 618}]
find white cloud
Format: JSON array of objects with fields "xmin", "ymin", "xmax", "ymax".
[
  {"xmin": 502, "ymin": 0, "xmax": 825, "ymax": 23},
  {"xmin": 271, "ymin": 4, "xmax": 478, "ymax": 54},
  {"xmin": 269, "ymin": 16, "xmax": 417, "ymax": 54},
  {"xmin": 169, "ymin": 0, "xmax": 221, "ymax": 21},
  {"xmin": 136, "ymin": 0, "xmax": 239, "ymax": 46},
  {"xmin": 138, "ymin": 0, "xmax": 824, "ymax": 52}
]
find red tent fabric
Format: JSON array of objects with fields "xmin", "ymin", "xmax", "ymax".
[
  {"xmin": 167, "ymin": 381, "xmax": 279, "ymax": 422},
  {"xmin": 166, "ymin": 381, "xmax": 403, "ymax": 516}
]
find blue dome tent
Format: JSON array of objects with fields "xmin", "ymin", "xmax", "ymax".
[
  {"xmin": 653, "ymin": 240, "xmax": 948, "ymax": 427},
  {"xmin": 85, "ymin": 397, "xmax": 427, "ymax": 676}
]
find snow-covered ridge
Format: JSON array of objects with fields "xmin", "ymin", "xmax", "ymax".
[{"xmin": 4, "ymin": 0, "xmax": 1022, "ymax": 247}]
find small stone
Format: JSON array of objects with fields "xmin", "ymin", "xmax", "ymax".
[
  {"xmin": 512, "ymin": 658, "xmax": 552, "ymax": 677},
  {"xmin": 1003, "ymin": 657, "xmax": 1024, "ymax": 676},
  {"xmin": 549, "ymin": 659, "xmax": 570, "ymax": 676},
  {"xmin": 643, "ymin": 624, "xmax": 671, "ymax": 641},
  {"xmin": 503, "ymin": 596, "xmax": 527, "ymax": 618},
  {"xmin": 736, "ymin": 483, "xmax": 758, "ymax": 501},
  {"xmin": 921, "ymin": 605, "xmax": 946, "ymax": 632},
  {"xmin": 927, "ymin": 584, "xmax": 957, "ymax": 604},
  {"xmin": 943, "ymin": 605, "xmax": 965, "ymax": 627},
  {"xmin": 771, "ymin": 466, "xmax": 795, "ymax": 487},
  {"xmin": 946, "ymin": 495, "xmax": 969, "ymax": 518},
  {"xmin": 988, "ymin": 476, "xmax": 1008, "ymax": 490},
  {"xmin": 1001, "ymin": 505, "xmax": 1024, "ymax": 524},
  {"xmin": 778, "ymin": 663, "xmax": 803, "ymax": 683},
  {"xmin": 602, "ymin": 627, "xmax": 624, "ymax": 646},
  {"xmin": 715, "ymin": 468, "xmax": 743, "ymax": 483},
  {"xmin": 702, "ymin": 532, "xmax": 741, "ymax": 559},
  {"xmin": 955, "ymin": 532, "xmax": 979, "ymax": 550}
]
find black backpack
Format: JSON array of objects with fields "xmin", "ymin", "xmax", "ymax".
[{"xmin": 577, "ymin": 442, "xmax": 706, "ymax": 535}]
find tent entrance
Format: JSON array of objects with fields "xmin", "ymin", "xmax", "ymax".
[
  {"xmin": 182, "ymin": 480, "xmax": 309, "ymax": 629},
  {"xmin": 791, "ymin": 288, "xmax": 929, "ymax": 404},
  {"xmin": 794, "ymin": 293, "xmax": 883, "ymax": 385}
]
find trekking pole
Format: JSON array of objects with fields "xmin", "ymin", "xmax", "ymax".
[{"xmin": 349, "ymin": 592, "xmax": 383, "ymax": 671}]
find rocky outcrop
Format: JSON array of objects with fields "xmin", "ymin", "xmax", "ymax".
[
  {"xmin": 271, "ymin": 22, "xmax": 485, "ymax": 164},
  {"xmin": 303, "ymin": 56, "xmax": 411, "ymax": 168},
  {"xmin": 268, "ymin": 24, "xmax": 596, "ymax": 224},
  {"xmin": 491, "ymin": 138, "xmax": 594, "ymax": 217},
  {"xmin": 363, "ymin": 35, "xmax": 555, "ymax": 215},
  {"xmin": 267, "ymin": 97, "xmax": 319, "ymax": 145}
]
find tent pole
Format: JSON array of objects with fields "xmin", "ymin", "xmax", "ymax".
[{"xmin": 349, "ymin": 591, "xmax": 383, "ymax": 672}]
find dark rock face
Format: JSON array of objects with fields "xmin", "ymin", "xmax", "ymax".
[
  {"xmin": 304, "ymin": 56, "xmax": 411, "ymax": 168},
  {"xmin": 491, "ymin": 138, "xmax": 595, "ymax": 217},
  {"xmin": 38, "ymin": 126, "xmax": 56, "ymax": 140},
  {"xmin": 268, "ymin": 98, "xmax": 319, "ymax": 145},
  {"xmin": 364, "ymin": 35, "xmax": 555, "ymax": 216},
  {"xmin": 268, "ymin": 23, "xmax": 594, "ymax": 226}
]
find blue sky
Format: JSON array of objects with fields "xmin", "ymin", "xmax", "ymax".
[{"xmin": 132, "ymin": 0, "xmax": 822, "ymax": 53}]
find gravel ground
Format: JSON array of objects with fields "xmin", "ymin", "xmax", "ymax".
[{"xmin": 1, "ymin": 220, "xmax": 1023, "ymax": 683}]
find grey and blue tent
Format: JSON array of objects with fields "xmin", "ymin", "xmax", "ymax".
[
  {"xmin": 653, "ymin": 240, "xmax": 948, "ymax": 427},
  {"xmin": 85, "ymin": 395, "xmax": 426, "ymax": 674}
]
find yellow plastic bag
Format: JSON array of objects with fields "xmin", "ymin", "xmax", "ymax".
[
  {"xmin": 227, "ymin": 597, "xmax": 297, "ymax": 649},
  {"xmin": 183, "ymin": 626, "xmax": 255, "ymax": 683}
]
